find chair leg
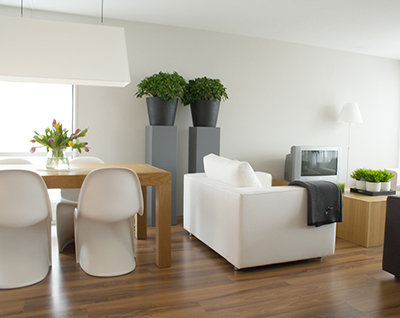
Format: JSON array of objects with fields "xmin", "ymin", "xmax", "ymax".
[{"xmin": 56, "ymin": 201, "xmax": 77, "ymax": 252}]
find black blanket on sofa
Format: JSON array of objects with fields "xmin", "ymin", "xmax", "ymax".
[{"xmin": 289, "ymin": 180, "xmax": 343, "ymax": 227}]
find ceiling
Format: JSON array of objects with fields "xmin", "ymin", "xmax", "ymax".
[{"xmin": 1, "ymin": 0, "xmax": 400, "ymax": 60}]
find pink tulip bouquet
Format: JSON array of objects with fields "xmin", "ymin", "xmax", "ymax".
[{"xmin": 30, "ymin": 119, "xmax": 89, "ymax": 154}]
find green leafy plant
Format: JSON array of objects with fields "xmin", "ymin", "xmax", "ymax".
[
  {"xmin": 362, "ymin": 169, "xmax": 394, "ymax": 183},
  {"xmin": 182, "ymin": 77, "xmax": 228, "ymax": 106},
  {"xmin": 30, "ymin": 119, "xmax": 89, "ymax": 154},
  {"xmin": 380, "ymin": 169, "xmax": 394, "ymax": 182},
  {"xmin": 363, "ymin": 169, "xmax": 385, "ymax": 183},
  {"xmin": 135, "ymin": 71, "xmax": 186, "ymax": 102},
  {"xmin": 350, "ymin": 168, "xmax": 366, "ymax": 181},
  {"xmin": 363, "ymin": 169, "xmax": 378, "ymax": 183}
]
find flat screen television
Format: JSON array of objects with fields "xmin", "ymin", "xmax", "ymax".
[{"xmin": 284, "ymin": 146, "xmax": 341, "ymax": 182}]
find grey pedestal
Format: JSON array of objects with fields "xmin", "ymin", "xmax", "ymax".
[
  {"xmin": 188, "ymin": 127, "xmax": 220, "ymax": 173},
  {"xmin": 145, "ymin": 126, "xmax": 177, "ymax": 226}
]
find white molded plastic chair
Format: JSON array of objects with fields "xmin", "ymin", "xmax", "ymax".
[
  {"xmin": 74, "ymin": 167, "xmax": 144, "ymax": 277},
  {"xmin": 0, "ymin": 158, "xmax": 32, "ymax": 164},
  {"xmin": 56, "ymin": 156, "xmax": 104, "ymax": 252},
  {"xmin": 0, "ymin": 170, "xmax": 52, "ymax": 289}
]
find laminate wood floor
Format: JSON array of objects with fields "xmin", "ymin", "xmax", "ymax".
[{"xmin": 1, "ymin": 222, "xmax": 399, "ymax": 318}]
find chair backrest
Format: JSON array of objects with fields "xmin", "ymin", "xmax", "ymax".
[
  {"xmin": 70, "ymin": 156, "xmax": 105, "ymax": 165},
  {"xmin": 0, "ymin": 158, "xmax": 32, "ymax": 164},
  {"xmin": 61, "ymin": 156, "xmax": 105, "ymax": 201},
  {"xmin": 0, "ymin": 170, "xmax": 51, "ymax": 228},
  {"xmin": 77, "ymin": 167, "xmax": 143, "ymax": 223}
]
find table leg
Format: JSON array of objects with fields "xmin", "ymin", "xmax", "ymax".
[
  {"xmin": 135, "ymin": 186, "xmax": 147, "ymax": 239},
  {"xmin": 156, "ymin": 183, "xmax": 171, "ymax": 268}
]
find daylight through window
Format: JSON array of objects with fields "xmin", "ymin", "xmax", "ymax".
[{"xmin": 0, "ymin": 81, "xmax": 73, "ymax": 155}]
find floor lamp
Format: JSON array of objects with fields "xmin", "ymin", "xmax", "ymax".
[{"xmin": 338, "ymin": 103, "xmax": 363, "ymax": 186}]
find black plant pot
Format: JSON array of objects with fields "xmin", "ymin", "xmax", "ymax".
[
  {"xmin": 190, "ymin": 100, "xmax": 220, "ymax": 127},
  {"xmin": 146, "ymin": 97, "xmax": 178, "ymax": 126}
]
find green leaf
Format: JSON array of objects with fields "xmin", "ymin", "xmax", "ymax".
[
  {"xmin": 182, "ymin": 76, "xmax": 228, "ymax": 106},
  {"xmin": 135, "ymin": 71, "xmax": 186, "ymax": 102}
]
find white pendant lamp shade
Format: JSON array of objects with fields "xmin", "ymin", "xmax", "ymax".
[
  {"xmin": 0, "ymin": 15, "xmax": 131, "ymax": 87},
  {"xmin": 338, "ymin": 103, "xmax": 363, "ymax": 123}
]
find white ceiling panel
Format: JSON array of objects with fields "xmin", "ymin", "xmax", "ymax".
[{"xmin": 1, "ymin": 0, "xmax": 400, "ymax": 60}]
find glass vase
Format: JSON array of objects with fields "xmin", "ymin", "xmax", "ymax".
[{"xmin": 46, "ymin": 148, "xmax": 70, "ymax": 170}]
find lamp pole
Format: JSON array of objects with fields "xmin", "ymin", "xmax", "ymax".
[
  {"xmin": 346, "ymin": 122, "xmax": 352, "ymax": 186},
  {"xmin": 338, "ymin": 103, "xmax": 363, "ymax": 187}
]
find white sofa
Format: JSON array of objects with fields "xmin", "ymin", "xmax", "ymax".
[{"xmin": 183, "ymin": 154, "xmax": 336, "ymax": 270}]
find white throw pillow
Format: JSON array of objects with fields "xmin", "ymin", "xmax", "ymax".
[{"xmin": 203, "ymin": 153, "xmax": 262, "ymax": 187}]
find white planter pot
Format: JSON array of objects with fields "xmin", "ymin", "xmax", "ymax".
[
  {"xmin": 355, "ymin": 180, "xmax": 366, "ymax": 190},
  {"xmin": 381, "ymin": 181, "xmax": 391, "ymax": 192},
  {"xmin": 366, "ymin": 182, "xmax": 381, "ymax": 192}
]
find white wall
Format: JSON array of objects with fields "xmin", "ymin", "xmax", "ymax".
[
  {"xmin": 2, "ymin": 8, "xmax": 400, "ymax": 216},
  {"xmin": 74, "ymin": 18, "xmax": 400, "ymax": 216}
]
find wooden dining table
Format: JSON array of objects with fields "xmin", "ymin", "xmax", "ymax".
[{"xmin": 0, "ymin": 163, "xmax": 172, "ymax": 268}]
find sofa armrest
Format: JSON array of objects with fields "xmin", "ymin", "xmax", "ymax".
[{"xmin": 254, "ymin": 171, "xmax": 272, "ymax": 187}]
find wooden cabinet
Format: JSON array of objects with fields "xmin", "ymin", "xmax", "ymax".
[{"xmin": 336, "ymin": 192, "xmax": 388, "ymax": 247}]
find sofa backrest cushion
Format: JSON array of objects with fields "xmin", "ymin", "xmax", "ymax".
[{"xmin": 203, "ymin": 154, "xmax": 262, "ymax": 187}]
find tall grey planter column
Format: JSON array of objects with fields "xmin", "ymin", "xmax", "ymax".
[
  {"xmin": 145, "ymin": 126, "xmax": 177, "ymax": 226},
  {"xmin": 188, "ymin": 127, "xmax": 220, "ymax": 173}
]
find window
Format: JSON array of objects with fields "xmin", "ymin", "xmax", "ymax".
[
  {"xmin": 0, "ymin": 81, "xmax": 74, "ymax": 221},
  {"xmin": 0, "ymin": 81, "xmax": 73, "ymax": 156}
]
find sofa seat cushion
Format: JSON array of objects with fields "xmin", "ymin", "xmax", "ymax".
[{"xmin": 203, "ymin": 154, "xmax": 262, "ymax": 187}]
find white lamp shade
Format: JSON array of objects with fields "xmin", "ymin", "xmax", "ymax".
[
  {"xmin": 0, "ymin": 15, "xmax": 131, "ymax": 87},
  {"xmin": 338, "ymin": 103, "xmax": 363, "ymax": 123}
]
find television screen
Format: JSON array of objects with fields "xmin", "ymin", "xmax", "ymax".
[{"xmin": 301, "ymin": 150, "xmax": 338, "ymax": 177}]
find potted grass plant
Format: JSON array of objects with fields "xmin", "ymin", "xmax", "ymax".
[
  {"xmin": 362, "ymin": 169, "xmax": 394, "ymax": 192},
  {"xmin": 380, "ymin": 169, "xmax": 394, "ymax": 191},
  {"xmin": 350, "ymin": 168, "xmax": 367, "ymax": 190},
  {"xmin": 364, "ymin": 169, "xmax": 382, "ymax": 192},
  {"xmin": 182, "ymin": 76, "xmax": 228, "ymax": 127},
  {"xmin": 135, "ymin": 71, "xmax": 186, "ymax": 126}
]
